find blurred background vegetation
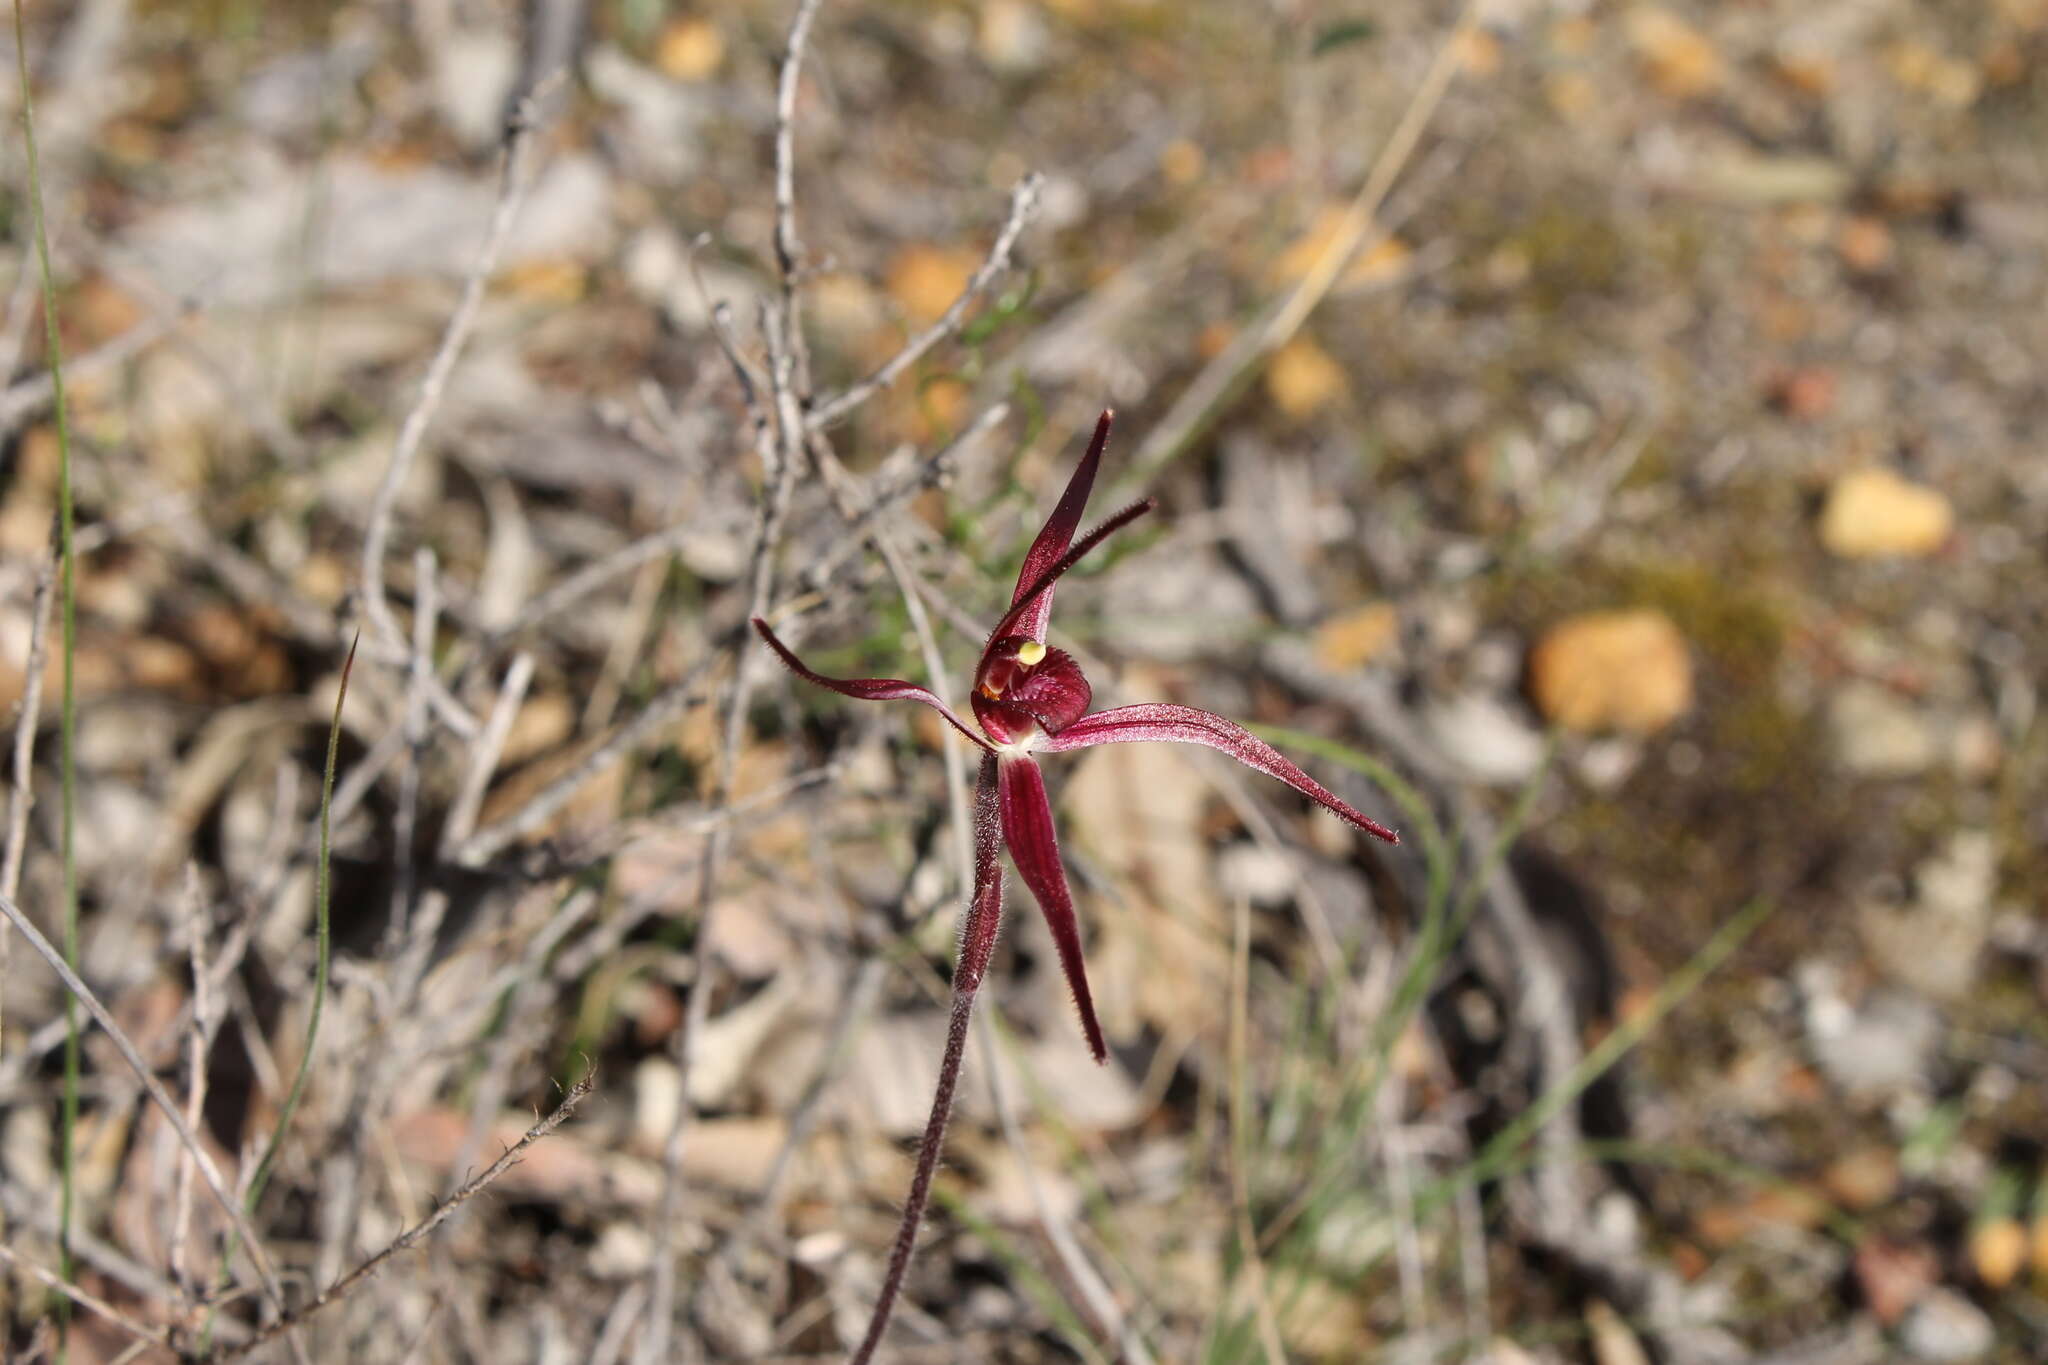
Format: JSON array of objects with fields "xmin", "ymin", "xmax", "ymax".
[{"xmin": 1, "ymin": 0, "xmax": 2045, "ymax": 1360}]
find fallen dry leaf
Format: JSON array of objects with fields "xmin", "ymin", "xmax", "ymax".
[
  {"xmin": 1265, "ymin": 336, "xmax": 1347, "ymax": 419},
  {"xmin": 1313, "ymin": 601, "xmax": 1400, "ymax": 672},
  {"xmin": 886, "ymin": 243, "xmax": 983, "ymax": 325},
  {"xmin": 1628, "ymin": 8, "xmax": 1723, "ymax": 98},
  {"xmin": 1159, "ymin": 137, "xmax": 1204, "ymax": 185},
  {"xmin": 496, "ymin": 258, "xmax": 587, "ymax": 303},
  {"xmin": 1528, "ymin": 608, "xmax": 1693, "ymax": 733},
  {"xmin": 1586, "ymin": 1297, "xmax": 1651, "ymax": 1365},
  {"xmin": 655, "ymin": 17, "xmax": 724, "ymax": 80},
  {"xmin": 1768, "ymin": 366, "xmax": 1837, "ymax": 420},
  {"xmin": 1819, "ymin": 468, "xmax": 1954, "ymax": 559},
  {"xmin": 1822, "ymin": 1146, "xmax": 1901, "ymax": 1210},
  {"xmin": 1853, "ymin": 1237, "xmax": 1938, "ymax": 1325},
  {"xmin": 1268, "ymin": 206, "xmax": 1411, "ymax": 290},
  {"xmin": 1838, "ymin": 215, "xmax": 1894, "ymax": 272},
  {"xmin": 1972, "ymin": 1217, "xmax": 2027, "ymax": 1289}
]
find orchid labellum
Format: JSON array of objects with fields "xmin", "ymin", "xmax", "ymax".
[{"xmin": 753, "ymin": 410, "xmax": 1397, "ymax": 1361}]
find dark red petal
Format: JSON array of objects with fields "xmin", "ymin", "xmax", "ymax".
[
  {"xmin": 753, "ymin": 618, "xmax": 993, "ymax": 753},
  {"xmin": 971, "ymin": 692, "xmax": 1035, "ymax": 748},
  {"xmin": 1010, "ymin": 410, "xmax": 1114, "ymax": 643},
  {"xmin": 996, "ymin": 755, "xmax": 1108, "ymax": 1063},
  {"xmin": 1005, "ymin": 645, "xmax": 1092, "ymax": 735},
  {"xmin": 1044, "ymin": 703, "xmax": 1400, "ymax": 844},
  {"xmin": 975, "ymin": 639, "xmax": 1092, "ymax": 736},
  {"xmin": 983, "ymin": 498, "xmax": 1154, "ymax": 655}
]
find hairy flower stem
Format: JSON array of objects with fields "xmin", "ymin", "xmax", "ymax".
[
  {"xmin": 849, "ymin": 754, "xmax": 1004, "ymax": 1363},
  {"xmin": 849, "ymin": 970, "xmax": 979, "ymax": 1363}
]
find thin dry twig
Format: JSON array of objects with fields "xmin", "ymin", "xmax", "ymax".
[
  {"xmin": 0, "ymin": 1242, "xmax": 176, "ymax": 1356},
  {"xmin": 976, "ymin": 1010, "xmax": 1152, "ymax": 1365},
  {"xmin": 445, "ymin": 888, "xmax": 597, "ymax": 1192},
  {"xmin": 640, "ymin": 323, "xmax": 809, "ymax": 1365},
  {"xmin": 807, "ymin": 173, "xmax": 1043, "ymax": 431},
  {"xmin": 455, "ymin": 649, "xmax": 721, "ymax": 865},
  {"xmin": 387, "ymin": 546, "xmax": 440, "ymax": 950},
  {"xmin": 798, "ymin": 402, "xmax": 1012, "ymax": 597},
  {"xmin": 1122, "ymin": 0, "xmax": 1480, "ymax": 490},
  {"xmin": 211, "ymin": 1073, "xmax": 595, "ymax": 1363},
  {"xmin": 169, "ymin": 865, "xmax": 214, "ymax": 1297},
  {"xmin": 0, "ymin": 891, "xmax": 301, "ymax": 1344},
  {"xmin": 440, "ymin": 651, "xmax": 536, "ymax": 863},
  {"xmin": 1229, "ymin": 892, "xmax": 1291, "ymax": 1365},
  {"xmin": 643, "ymin": 13, "xmax": 832, "ymax": 1354},
  {"xmin": 0, "ymin": 297, "xmax": 200, "ymax": 434},
  {"xmin": 771, "ymin": 0, "xmax": 827, "ymax": 299},
  {"xmin": 1, "ymin": 555, "xmax": 55, "ymax": 1053},
  {"xmin": 357, "ymin": 75, "xmax": 563, "ymax": 736}
]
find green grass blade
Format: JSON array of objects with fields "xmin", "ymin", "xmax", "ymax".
[
  {"xmin": 1243, "ymin": 723, "xmax": 1447, "ymax": 874},
  {"xmin": 1410, "ymin": 896, "xmax": 1777, "ymax": 1226},
  {"xmin": 200, "ymin": 636, "xmax": 355, "ymax": 1351},
  {"xmin": 930, "ymin": 1184, "xmax": 1109, "ymax": 1365},
  {"xmin": 14, "ymin": 0, "xmax": 82, "ymax": 1335},
  {"xmin": 247, "ymin": 635, "xmax": 357, "ymax": 1212}
]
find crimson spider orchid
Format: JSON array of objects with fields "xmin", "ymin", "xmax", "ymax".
[
  {"xmin": 755, "ymin": 409, "xmax": 1397, "ymax": 1060},
  {"xmin": 753, "ymin": 409, "xmax": 1397, "ymax": 1363}
]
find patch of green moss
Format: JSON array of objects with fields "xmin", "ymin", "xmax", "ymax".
[{"xmin": 1515, "ymin": 204, "xmax": 1629, "ymax": 311}]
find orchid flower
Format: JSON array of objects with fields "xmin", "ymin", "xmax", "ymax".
[
  {"xmin": 754, "ymin": 410, "xmax": 1397, "ymax": 1361},
  {"xmin": 756, "ymin": 409, "xmax": 1397, "ymax": 1061}
]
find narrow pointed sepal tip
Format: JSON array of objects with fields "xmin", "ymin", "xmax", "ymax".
[{"xmin": 1339, "ymin": 809, "xmax": 1401, "ymax": 845}]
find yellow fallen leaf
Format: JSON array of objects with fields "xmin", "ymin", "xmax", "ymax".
[
  {"xmin": 1269, "ymin": 205, "xmax": 1410, "ymax": 289},
  {"xmin": 1454, "ymin": 27, "xmax": 1502, "ymax": 76},
  {"xmin": 1628, "ymin": 8, "xmax": 1722, "ymax": 98},
  {"xmin": 656, "ymin": 17, "xmax": 724, "ymax": 81},
  {"xmin": 1821, "ymin": 1147, "xmax": 1900, "ymax": 1210},
  {"xmin": 1159, "ymin": 137, "xmax": 1204, "ymax": 185},
  {"xmin": 1818, "ymin": 468, "xmax": 1953, "ymax": 559},
  {"xmin": 886, "ymin": 244, "xmax": 982, "ymax": 324},
  {"xmin": 496, "ymin": 258, "xmax": 586, "ymax": 303},
  {"xmin": 1972, "ymin": 1218, "xmax": 2028, "ymax": 1289},
  {"xmin": 1265, "ymin": 336, "xmax": 1346, "ymax": 419},
  {"xmin": 1545, "ymin": 71, "xmax": 1599, "ymax": 118},
  {"xmin": 503, "ymin": 693, "xmax": 576, "ymax": 767},
  {"xmin": 1314, "ymin": 602, "xmax": 1399, "ymax": 671},
  {"xmin": 1529, "ymin": 608, "xmax": 1693, "ymax": 733}
]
